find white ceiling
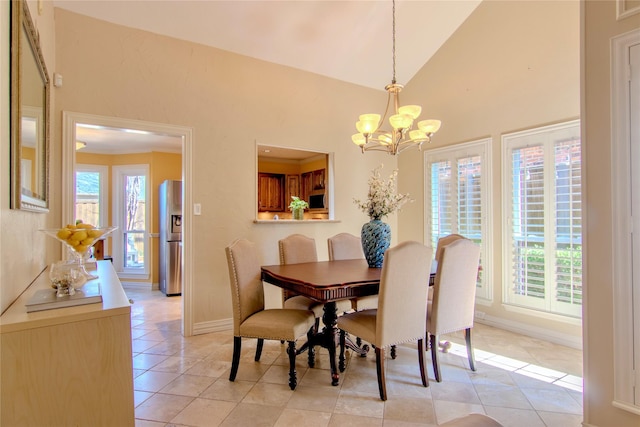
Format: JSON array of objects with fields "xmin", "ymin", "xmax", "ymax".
[
  {"xmin": 75, "ymin": 124, "xmax": 183, "ymax": 155},
  {"xmin": 57, "ymin": 0, "xmax": 481, "ymax": 155}
]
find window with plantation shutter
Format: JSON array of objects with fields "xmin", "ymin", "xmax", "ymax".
[
  {"xmin": 502, "ymin": 120, "xmax": 581, "ymax": 318},
  {"xmin": 425, "ymin": 138, "xmax": 491, "ymax": 301}
]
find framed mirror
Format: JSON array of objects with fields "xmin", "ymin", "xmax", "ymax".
[
  {"xmin": 10, "ymin": 0, "xmax": 50, "ymax": 212},
  {"xmin": 257, "ymin": 144, "xmax": 333, "ymax": 221}
]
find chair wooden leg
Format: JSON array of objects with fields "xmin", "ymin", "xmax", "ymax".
[
  {"xmin": 417, "ymin": 338, "xmax": 429, "ymax": 387},
  {"xmin": 375, "ymin": 347, "xmax": 387, "ymax": 401},
  {"xmin": 305, "ymin": 317, "xmax": 320, "ymax": 368},
  {"xmin": 430, "ymin": 334, "xmax": 442, "ymax": 382},
  {"xmin": 255, "ymin": 338, "xmax": 264, "ymax": 361},
  {"xmin": 287, "ymin": 341, "xmax": 298, "ymax": 390},
  {"xmin": 339, "ymin": 330, "xmax": 346, "ymax": 372},
  {"xmin": 465, "ymin": 327, "xmax": 476, "ymax": 371},
  {"xmin": 308, "ymin": 325, "xmax": 316, "ymax": 368},
  {"xmin": 229, "ymin": 336, "xmax": 241, "ymax": 382}
]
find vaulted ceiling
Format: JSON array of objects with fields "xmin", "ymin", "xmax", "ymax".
[{"xmin": 55, "ymin": 0, "xmax": 481, "ymax": 154}]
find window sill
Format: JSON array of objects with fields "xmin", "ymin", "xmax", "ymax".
[{"xmin": 502, "ymin": 303, "xmax": 582, "ymax": 326}]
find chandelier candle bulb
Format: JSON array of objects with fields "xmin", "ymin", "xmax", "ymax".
[
  {"xmin": 398, "ymin": 105, "xmax": 421, "ymax": 119},
  {"xmin": 389, "ymin": 114, "xmax": 412, "ymax": 130},
  {"xmin": 352, "ymin": 133, "xmax": 366, "ymax": 146},
  {"xmin": 418, "ymin": 119, "xmax": 442, "ymax": 135},
  {"xmin": 356, "ymin": 114, "xmax": 381, "ymax": 134},
  {"xmin": 409, "ymin": 130, "xmax": 427, "ymax": 140}
]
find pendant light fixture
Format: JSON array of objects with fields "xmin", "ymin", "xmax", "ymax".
[{"xmin": 352, "ymin": 0, "xmax": 441, "ymax": 155}]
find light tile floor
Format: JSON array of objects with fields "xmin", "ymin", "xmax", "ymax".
[{"xmin": 127, "ymin": 288, "xmax": 583, "ymax": 427}]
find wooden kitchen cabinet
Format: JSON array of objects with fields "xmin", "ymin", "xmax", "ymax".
[
  {"xmin": 286, "ymin": 174, "xmax": 300, "ymax": 206},
  {"xmin": 0, "ymin": 261, "xmax": 134, "ymax": 427},
  {"xmin": 301, "ymin": 172, "xmax": 312, "ymax": 201},
  {"xmin": 312, "ymin": 168, "xmax": 325, "ymax": 190},
  {"xmin": 258, "ymin": 173, "xmax": 285, "ymax": 211},
  {"xmin": 300, "ymin": 168, "xmax": 325, "ymax": 201}
]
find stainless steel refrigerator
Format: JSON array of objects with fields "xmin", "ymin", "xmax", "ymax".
[{"xmin": 159, "ymin": 180, "xmax": 182, "ymax": 296}]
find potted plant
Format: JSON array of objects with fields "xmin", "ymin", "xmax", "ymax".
[{"xmin": 288, "ymin": 196, "xmax": 309, "ymax": 220}]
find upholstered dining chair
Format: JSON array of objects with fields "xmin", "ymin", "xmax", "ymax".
[
  {"xmin": 430, "ymin": 233, "xmax": 466, "ymax": 300},
  {"xmin": 439, "ymin": 414, "xmax": 504, "ymax": 427},
  {"xmin": 327, "ymin": 233, "xmax": 377, "ymax": 311},
  {"xmin": 337, "ymin": 241, "xmax": 433, "ymax": 400},
  {"xmin": 427, "ymin": 238, "xmax": 481, "ymax": 382},
  {"xmin": 225, "ymin": 238, "xmax": 316, "ymax": 390},
  {"xmin": 435, "ymin": 233, "xmax": 466, "ymax": 263},
  {"xmin": 279, "ymin": 234, "xmax": 352, "ymax": 317}
]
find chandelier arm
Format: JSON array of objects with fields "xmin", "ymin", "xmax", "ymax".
[
  {"xmin": 376, "ymin": 89, "xmax": 394, "ymax": 132},
  {"xmin": 393, "ymin": 87, "xmax": 400, "ymax": 115},
  {"xmin": 362, "ymin": 144, "xmax": 399, "ymax": 154}
]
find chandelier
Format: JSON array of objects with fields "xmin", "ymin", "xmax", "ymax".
[{"xmin": 352, "ymin": 0, "xmax": 441, "ymax": 155}]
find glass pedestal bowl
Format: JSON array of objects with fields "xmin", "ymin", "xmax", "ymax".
[
  {"xmin": 49, "ymin": 260, "xmax": 87, "ymax": 296},
  {"xmin": 41, "ymin": 225, "xmax": 117, "ymax": 280}
]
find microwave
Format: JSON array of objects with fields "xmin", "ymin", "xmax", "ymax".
[{"xmin": 308, "ymin": 192, "xmax": 327, "ymax": 211}]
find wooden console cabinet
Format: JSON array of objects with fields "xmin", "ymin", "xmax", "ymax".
[{"xmin": 0, "ymin": 261, "xmax": 134, "ymax": 426}]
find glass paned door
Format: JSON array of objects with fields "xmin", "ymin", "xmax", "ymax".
[
  {"xmin": 112, "ymin": 165, "xmax": 149, "ymax": 277},
  {"xmin": 124, "ymin": 175, "xmax": 146, "ymax": 269}
]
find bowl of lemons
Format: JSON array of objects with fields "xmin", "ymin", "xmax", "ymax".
[{"xmin": 41, "ymin": 222, "xmax": 117, "ymax": 280}]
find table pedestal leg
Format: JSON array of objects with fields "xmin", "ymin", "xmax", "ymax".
[
  {"xmin": 299, "ymin": 301, "xmax": 370, "ymax": 386},
  {"xmin": 320, "ymin": 302, "xmax": 340, "ymax": 386}
]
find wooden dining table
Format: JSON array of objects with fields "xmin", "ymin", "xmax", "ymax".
[{"xmin": 261, "ymin": 259, "xmax": 381, "ymax": 386}]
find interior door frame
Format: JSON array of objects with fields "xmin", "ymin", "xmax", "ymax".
[
  {"xmin": 62, "ymin": 111, "xmax": 194, "ymax": 336},
  {"xmin": 611, "ymin": 29, "xmax": 640, "ymax": 413}
]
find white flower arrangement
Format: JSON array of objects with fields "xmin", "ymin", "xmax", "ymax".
[{"xmin": 353, "ymin": 165, "xmax": 413, "ymax": 220}]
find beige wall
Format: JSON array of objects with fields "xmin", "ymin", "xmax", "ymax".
[
  {"xmin": 582, "ymin": 1, "xmax": 640, "ymax": 425},
  {"xmin": 1, "ymin": 0, "xmax": 60, "ymax": 314},
  {"xmin": 52, "ymin": 9, "xmax": 397, "ymax": 325},
  {"xmin": 399, "ymin": 0, "xmax": 581, "ymax": 341}
]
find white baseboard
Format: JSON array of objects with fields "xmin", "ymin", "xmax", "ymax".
[
  {"xmin": 121, "ymin": 281, "xmax": 154, "ymax": 291},
  {"xmin": 120, "ymin": 282, "xmax": 159, "ymax": 291},
  {"xmin": 477, "ymin": 313, "xmax": 583, "ymax": 350},
  {"xmin": 192, "ymin": 318, "xmax": 232, "ymax": 335}
]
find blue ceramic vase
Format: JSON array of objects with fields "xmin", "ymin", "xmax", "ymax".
[{"xmin": 361, "ymin": 219, "xmax": 391, "ymax": 268}]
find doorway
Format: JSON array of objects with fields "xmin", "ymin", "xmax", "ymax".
[{"xmin": 62, "ymin": 111, "xmax": 194, "ymax": 336}]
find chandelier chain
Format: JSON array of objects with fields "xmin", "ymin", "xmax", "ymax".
[{"xmin": 392, "ymin": 0, "xmax": 396, "ymax": 84}]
